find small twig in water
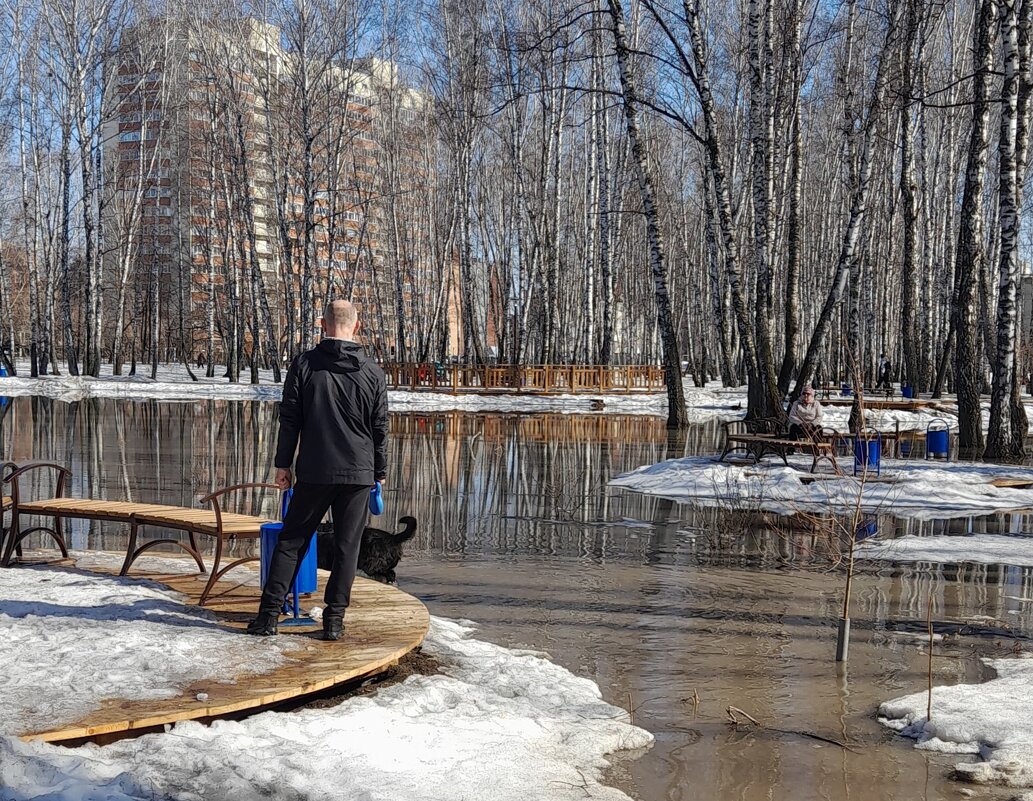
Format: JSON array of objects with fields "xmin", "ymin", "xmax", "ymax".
[
  {"xmin": 724, "ymin": 706, "xmax": 859, "ymax": 752},
  {"xmin": 726, "ymin": 706, "xmax": 760, "ymax": 726},
  {"xmin": 927, "ymin": 593, "xmax": 934, "ymax": 722}
]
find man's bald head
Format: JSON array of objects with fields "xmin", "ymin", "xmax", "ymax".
[{"xmin": 322, "ymin": 299, "xmax": 358, "ymax": 338}]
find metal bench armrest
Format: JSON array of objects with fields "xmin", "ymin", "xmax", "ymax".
[
  {"xmin": 3, "ymin": 462, "xmax": 72, "ymax": 505},
  {"xmin": 200, "ymin": 482, "xmax": 281, "ymax": 534}
]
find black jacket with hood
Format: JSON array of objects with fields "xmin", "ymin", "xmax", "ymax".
[{"xmin": 274, "ymin": 339, "xmax": 388, "ymax": 485}]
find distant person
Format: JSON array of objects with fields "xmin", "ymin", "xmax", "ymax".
[
  {"xmin": 788, "ymin": 386, "xmax": 823, "ymax": 440},
  {"xmin": 248, "ymin": 299, "xmax": 389, "ymax": 641},
  {"xmin": 876, "ymin": 354, "xmax": 892, "ymax": 390}
]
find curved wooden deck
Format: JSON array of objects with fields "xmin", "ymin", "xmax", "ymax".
[{"xmin": 22, "ymin": 555, "xmax": 430, "ymax": 744}]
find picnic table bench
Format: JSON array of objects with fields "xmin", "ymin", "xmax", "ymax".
[
  {"xmin": 718, "ymin": 418, "xmax": 840, "ymax": 474},
  {"xmin": 820, "ymin": 425, "xmax": 927, "ymax": 458},
  {"xmin": 0, "ymin": 462, "xmax": 277, "ymax": 606}
]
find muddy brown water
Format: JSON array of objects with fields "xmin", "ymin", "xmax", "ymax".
[{"xmin": 1, "ymin": 397, "xmax": 1031, "ymax": 801}]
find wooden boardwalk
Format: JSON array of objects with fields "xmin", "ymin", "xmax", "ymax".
[{"xmin": 21, "ymin": 556, "xmax": 429, "ymax": 744}]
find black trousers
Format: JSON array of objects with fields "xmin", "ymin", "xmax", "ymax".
[
  {"xmin": 789, "ymin": 423, "xmax": 817, "ymax": 441},
  {"xmin": 259, "ymin": 482, "xmax": 369, "ymax": 620}
]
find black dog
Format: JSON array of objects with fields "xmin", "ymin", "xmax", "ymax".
[{"xmin": 316, "ymin": 516, "xmax": 417, "ymax": 584}]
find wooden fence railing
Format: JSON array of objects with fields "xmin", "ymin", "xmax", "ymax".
[{"xmin": 383, "ymin": 364, "xmax": 666, "ymax": 394}]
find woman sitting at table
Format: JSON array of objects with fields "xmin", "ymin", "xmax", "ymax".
[{"xmin": 788, "ymin": 386, "xmax": 823, "ymax": 441}]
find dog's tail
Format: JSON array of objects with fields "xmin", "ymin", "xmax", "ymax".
[{"xmin": 390, "ymin": 516, "xmax": 418, "ymax": 546}]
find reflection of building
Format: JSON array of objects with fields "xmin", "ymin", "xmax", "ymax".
[{"xmin": 103, "ymin": 20, "xmax": 458, "ymax": 361}]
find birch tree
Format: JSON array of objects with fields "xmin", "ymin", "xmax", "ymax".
[{"xmin": 607, "ymin": 0, "xmax": 688, "ymax": 428}]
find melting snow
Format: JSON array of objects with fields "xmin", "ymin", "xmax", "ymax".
[
  {"xmin": 880, "ymin": 656, "xmax": 1033, "ymax": 788},
  {"xmin": 0, "ymin": 567, "xmax": 651, "ymax": 801},
  {"xmin": 857, "ymin": 534, "xmax": 1033, "ymax": 568},
  {"xmin": 0, "ymin": 567, "xmax": 292, "ymax": 737},
  {"xmin": 609, "ymin": 456, "xmax": 1033, "ymax": 520}
]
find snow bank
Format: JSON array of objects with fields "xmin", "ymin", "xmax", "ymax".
[
  {"xmin": 7, "ymin": 362, "xmax": 1023, "ymax": 435},
  {"xmin": 0, "ymin": 365, "xmax": 744, "ymax": 417},
  {"xmin": 0, "ymin": 566, "xmax": 291, "ymax": 737},
  {"xmin": 857, "ymin": 534, "xmax": 1033, "ymax": 568},
  {"xmin": 609, "ymin": 456, "xmax": 1033, "ymax": 520},
  {"xmin": 0, "ymin": 612, "xmax": 652, "ymax": 801},
  {"xmin": 3, "ymin": 362, "xmax": 1026, "ymax": 434},
  {"xmin": 0, "ymin": 374, "xmax": 283, "ymax": 404},
  {"xmin": 879, "ymin": 656, "xmax": 1033, "ymax": 787},
  {"xmin": 0, "ymin": 565, "xmax": 651, "ymax": 800}
]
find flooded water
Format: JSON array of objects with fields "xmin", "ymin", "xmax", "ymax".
[{"xmin": 2, "ymin": 396, "xmax": 1031, "ymax": 801}]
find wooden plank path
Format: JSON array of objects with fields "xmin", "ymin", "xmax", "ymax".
[
  {"xmin": 20, "ymin": 556, "xmax": 429, "ymax": 744},
  {"xmin": 990, "ymin": 477, "xmax": 1033, "ymax": 490}
]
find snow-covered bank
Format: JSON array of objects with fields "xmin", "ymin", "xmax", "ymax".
[
  {"xmin": 0, "ymin": 567, "xmax": 291, "ymax": 737},
  {"xmin": 879, "ymin": 656, "xmax": 1033, "ymax": 787},
  {"xmin": 609, "ymin": 456, "xmax": 1033, "ymax": 520},
  {"xmin": 0, "ymin": 568, "xmax": 651, "ymax": 801},
  {"xmin": 0, "ymin": 364, "xmax": 741, "ymax": 417},
  {"xmin": 857, "ymin": 534, "xmax": 1033, "ymax": 568},
  {"xmin": 5, "ymin": 363, "xmax": 1030, "ymax": 433}
]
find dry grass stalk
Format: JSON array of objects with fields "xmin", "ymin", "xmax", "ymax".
[{"xmin": 726, "ymin": 705, "xmax": 760, "ymax": 726}]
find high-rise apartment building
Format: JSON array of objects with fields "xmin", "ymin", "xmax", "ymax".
[{"xmin": 104, "ymin": 18, "xmax": 460, "ymax": 364}]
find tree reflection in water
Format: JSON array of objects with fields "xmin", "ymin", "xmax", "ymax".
[{"xmin": 1, "ymin": 397, "xmax": 1032, "ymax": 624}]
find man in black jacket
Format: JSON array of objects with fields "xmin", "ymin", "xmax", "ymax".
[{"xmin": 248, "ymin": 299, "xmax": 388, "ymax": 640}]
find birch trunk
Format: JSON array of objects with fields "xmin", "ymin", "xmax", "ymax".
[
  {"xmin": 954, "ymin": 0, "xmax": 995, "ymax": 452},
  {"xmin": 608, "ymin": 0, "xmax": 687, "ymax": 428},
  {"xmin": 899, "ymin": 3, "xmax": 921, "ymax": 392},
  {"xmin": 682, "ymin": 0, "xmax": 761, "ymax": 409},
  {"xmin": 986, "ymin": 0, "xmax": 1023, "ymax": 460}
]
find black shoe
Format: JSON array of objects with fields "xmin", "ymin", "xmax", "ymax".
[
  {"xmin": 322, "ymin": 616, "xmax": 344, "ymax": 641},
  {"xmin": 246, "ymin": 612, "xmax": 279, "ymax": 636}
]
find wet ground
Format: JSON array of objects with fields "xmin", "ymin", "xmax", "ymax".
[{"xmin": 1, "ymin": 397, "xmax": 1030, "ymax": 800}]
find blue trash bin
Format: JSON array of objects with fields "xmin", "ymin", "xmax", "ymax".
[
  {"xmin": 926, "ymin": 418, "xmax": 951, "ymax": 460},
  {"xmin": 260, "ymin": 525, "xmax": 317, "ymax": 595},
  {"xmin": 901, "ymin": 384, "xmax": 913, "ymax": 399},
  {"xmin": 841, "ymin": 383, "xmax": 852, "ymax": 396},
  {"xmin": 259, "ymin": 490, "xmax": 317, "ymax": 621},
  {"xmin": 855, "ymin": 518, "xmax": 878, "ymax": 541},
  {"xmin": 853, "ymin": 430, "xmax": 881, "ymax": 477}
]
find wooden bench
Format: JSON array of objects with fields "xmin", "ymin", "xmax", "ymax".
[
  {"xmin": 718, "ymin": 420, "xmax": 840, "ymax": 474},
  {"xmin": 0, "ymin": 462, "xmax": 276, "ymax": 606}
]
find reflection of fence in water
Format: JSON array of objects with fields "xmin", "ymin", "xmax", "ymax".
[
  {"xmin": 389, "ymin": 412, "xmax": 674, "ymax": 445},
  {"xmin": 384, "ymin": 364, "xmax": 666, "ymax": 393},
  {"xmin": 388, "ymin": 414, "xmax": 734, "ymax": 558}
]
